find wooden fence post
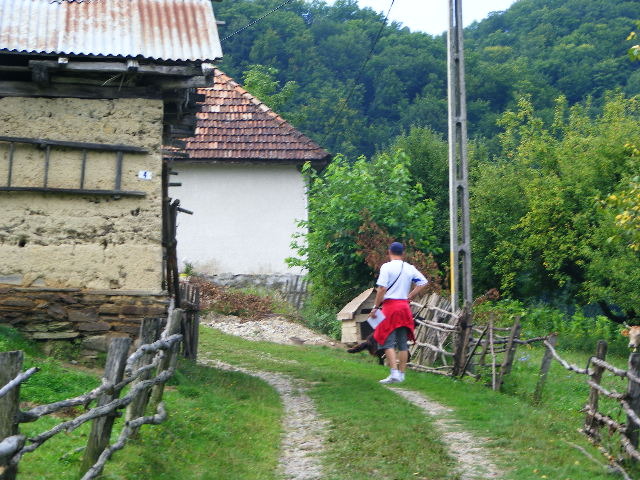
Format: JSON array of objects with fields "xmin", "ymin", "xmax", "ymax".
[
  {"xmin": 149, "ymin": 309, "xmax": 183, "ymax": 411},
  {"xmin": 532, "ymin": 333, "xmax": 558, "ymax": 405},
  {"xmin": 80, "ymin": 337, "xmax": 132, "ymax": 475},
  {"xmin": 584, "ymin": 340, "xmax": 608, "ymax": 439},
  {"xmin": 0, "ymin": 351, "xmax": 24, "ymax": 480},
  {"xmin": 125, "ymin": 318, "xmax": 162, "ymax": 429},
  {"xmin": 452, "ymin": 307, "xmax": 472, "ymax": 377},
  {"xmin": 477, "ymin": 314, "xmax": 493, "ymax": 369},
  {"xmin": 496, "ymin": 316, "xmax": 522, "ymax": 391},
  {"xmin": 626, "ymin": 352, "xmax": 640, "ymax": 449}
]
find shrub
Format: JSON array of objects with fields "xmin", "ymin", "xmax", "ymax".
[
  {"xmin": 288, "ymin": 150, "xmax": 439, "ymax": 309},
  {"xmin": 474, "ymin": 299, "xmax": 628, "ymax": 355}
]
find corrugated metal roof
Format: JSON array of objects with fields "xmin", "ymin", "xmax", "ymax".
[
  {"xmin": 0, "ymin": 0, "xmax": 222, "ymax": 62},
  {"xmin": 178, "ymin": 70, "xmax": 331, "ymax": 163}
]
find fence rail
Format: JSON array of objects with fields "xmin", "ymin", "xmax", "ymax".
[
  {"xmin": 0, "ymin": 308, "xmax": 190, "ymax": 480},
  {"xmin": 408, "ymin": 299, "xmax": 548, "ymax": 390},
  {"xmin": 541, "ymin": 338, "xmax": 640, "ymax": 479}
]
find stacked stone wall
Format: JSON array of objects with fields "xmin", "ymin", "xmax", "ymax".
[{"xmin": 0, "ymin": 286, "xmax": 168, "ymax": 354}]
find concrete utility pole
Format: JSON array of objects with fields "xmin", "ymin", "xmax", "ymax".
[{"xmin": 447, "ymin": 0, "xmax": 473, "ymax": 308}]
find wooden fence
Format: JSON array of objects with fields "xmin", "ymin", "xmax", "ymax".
[
  {"xmin": 541, "ymin": 339, "xmax": 640, "ymax": 479},
  {"xmin": 408, "ymin": 297, "xmax": 549, "ymax": 389},
  {"xmin": 0, "ymin": 308, "xmax": 189, "ymax": 480},
  {"xmin": 282, "ymin": 276, "xmax": 308, "ymax": 310},
  {"xmin": 179, "ymin": 281, "xmax": 200, "ymax": 360},
  {"xmin": 409, "ymin": 298, "xmax": 640, "ymax": 478}
]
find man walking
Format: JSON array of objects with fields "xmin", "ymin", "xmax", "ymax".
[{"xmin": 369, "ymin": 242, "xmax": 428, "ymax": 384}]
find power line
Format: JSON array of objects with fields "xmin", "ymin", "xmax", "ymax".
[
  {"xmin": 321, "ymin": 0, "xmax": 396, "ymax": 148},
  {"xmin": 221, "ymin": 0, "xmax": 297, "ymax": 42}
]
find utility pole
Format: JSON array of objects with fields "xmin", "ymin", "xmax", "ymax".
[{"xmin": 447, "ymin": 0, "xmax": 473, "ymax": 308}]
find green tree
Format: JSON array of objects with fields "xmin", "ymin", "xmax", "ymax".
[
  {"xmin": 471, "ymin": 94, "xmax": 640, "ymax": 313},
  {"xmin": 242, "ymin": 64, "xmax": 298, "ymax": 112},
  {"xmin": 288, "ymin": 151, "xmax": 438, "ymax": 308}
]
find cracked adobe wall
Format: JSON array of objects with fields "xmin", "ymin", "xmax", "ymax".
[{"xmin": 0, "ymin": 97, "xmax": 164, "ymax": 292}]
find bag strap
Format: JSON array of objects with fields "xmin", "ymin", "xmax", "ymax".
[{"xmin": 386, "ymin": 261, "xmax": 404, "ymax": 292}]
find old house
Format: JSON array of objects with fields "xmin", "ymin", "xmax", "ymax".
[
  {"xmin": 0, "ymin": 0, "xmax": 222, "ymax": 352},
  {"xmin": 167, "ymin": 69, "xmax": 330, "ymax": 289}
]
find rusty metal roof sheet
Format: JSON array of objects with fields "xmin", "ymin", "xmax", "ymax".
[
  {"xmin": 178, "ymin": 70, "xmax": 331, "ymax": 163},
  {"xmin": 0, "ymin": 0, "xmax": 222, "ymax": 62}
]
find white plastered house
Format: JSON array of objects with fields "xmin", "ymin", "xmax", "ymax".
[{"xmin": 167, "ymin": 70, "xmax": 330, "ymax": 287}]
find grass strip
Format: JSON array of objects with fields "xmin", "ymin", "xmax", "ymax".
[
  {"xmin": 1, "ymin": 326, "xmax": 283, "ymax": 480},
  {"xmin": 199, "ymin": 326, "xmax": 637, "ymax": 480}
]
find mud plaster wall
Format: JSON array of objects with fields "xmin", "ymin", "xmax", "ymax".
[{"xmin": 0, "ymin": 97, "xmax": 164, "ymax": 292}]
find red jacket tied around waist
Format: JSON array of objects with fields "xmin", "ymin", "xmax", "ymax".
[{"xmin": 373, "ymin": 299, "xmax": 415, "ymax": 346}]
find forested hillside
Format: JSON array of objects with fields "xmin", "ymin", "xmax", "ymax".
[
  {"xmin": 213, "ymin": 0, "xmax": 639, "ymax": 157},
  {"xmin": 212, "ymin": 0, "xmax": 639, "ymax": 319}
]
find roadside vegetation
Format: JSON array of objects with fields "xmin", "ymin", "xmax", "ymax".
[
  {"xmin": 0, "ymin": 325, "xmax": 282, "ymax": 480},
  {"xmin": 3, "ymin": 314, "xmax": 640, "ymax": 479}
]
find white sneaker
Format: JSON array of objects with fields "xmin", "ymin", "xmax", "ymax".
[{"xmin": 379, "ymin": 374, "xmax": 403, "ymax": 384}]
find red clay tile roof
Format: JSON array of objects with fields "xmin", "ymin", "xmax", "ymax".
[{"xmin": 177, "ymin": 69, "xmax": 330, "ymax": 164}]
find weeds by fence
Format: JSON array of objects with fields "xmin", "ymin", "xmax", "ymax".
[
  {"xmin": 542, "ymin": 339, "xmax": 640, "ymax": 479},
  {"xmin": 0, "ymin": 308, "xmax": 189, "ymax": 480},
  {"xmin": 407, "ymin": 295, "xmax": 640, "ymax": 476}
]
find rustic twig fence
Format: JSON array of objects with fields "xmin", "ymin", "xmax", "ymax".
[
  {"xmin": 408, "ymin": 296, "xmax": 548, "ymax": 389},
  {"xmin": 539, "ymin": 339, "xmax": 640, "ymax": 479},
  {"xmin": 409, "ymin": 296, "xmax": 640, "ymax": 478},
  {"xmin": 0, "ymin": 308, "xmax": 190, "ymax": 480}
]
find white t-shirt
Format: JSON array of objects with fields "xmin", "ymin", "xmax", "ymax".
[{"xmin": 376, "ymin": 260, "xmax": 428, "ymax": 300}]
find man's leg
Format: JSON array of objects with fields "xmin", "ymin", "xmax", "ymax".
[
  {"xmin": 396, "ymin": 327, "xmax": 409, "ymax": 381},
  {"xmin": 379, "ymin": 330, "xmax": 402, "ymax": 383},
  {"xmin": 398, "ymin": 350, "xmax": 408, "ymax": 373},
  {"xmin": 385, "ymin": 348, "xmax": 397, "ymax": 371}
]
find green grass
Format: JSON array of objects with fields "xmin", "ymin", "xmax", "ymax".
[
  {"xmin": 198, "ymin": 328, "xmax": 458, "ymax": 480},
  {"xmin": 198, "ymin": 327, "xmax": 635, "ymax": 480},
  {"xmin": 3, "ymin": 323, "xmax": 638, "ymax": 480},
  {"xmin": 1, "ymin": 326, "xmax": 282, "ymax": 480}
]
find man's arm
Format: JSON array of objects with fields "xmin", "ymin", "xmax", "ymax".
[
  {"xmin": 408, "ymin": 283, "xmax": 428, "ymax": 302},
  {"xmin": 369, "ymin": 286, "xmax": 387, "ymax": 318}
]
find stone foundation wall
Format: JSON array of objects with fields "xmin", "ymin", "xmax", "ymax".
[{"xmin": 0, "ymin": 285, "xmax": 168, "ymax": 353}]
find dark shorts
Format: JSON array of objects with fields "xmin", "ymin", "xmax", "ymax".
[{"xmin": 379, "ymin": 327, "xmax": 410, "ymax": 351}]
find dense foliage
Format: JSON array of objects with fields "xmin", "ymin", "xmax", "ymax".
[
  {"xmin": 213, "ymin": 0, "xmax": 639, "ymax": 157},
  {"xmin": 213, "ymin": 0, "xmax": 640, "ymax": 318},
  {"xmin": 288, "ymin": 151, "xmax": 438, "ymax": 308},
  {"xmin": 471, "ymin": 94, "xmax": 640, "ymax": 315}
]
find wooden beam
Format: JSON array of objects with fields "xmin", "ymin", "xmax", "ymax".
[
  {"xmin": 31, "ymin": 63, "xmax": 49, "ymax": 87},
  {"xmin": 0, "ymin": 81, "xmax": 161, "ymax": 99},
  {"xmin": 155, "ymin": 76, "xmax": 209, "ymax": 90},
  {"xmin": 0, "ymin": 186, "xmax": 146, "ymax": 197},
  {"xmin": 0, "ymin": 135, "xmax": 149, "ymax": 153},
  {"xmin": 28, "ymin": 59, "xmax": 201, "ymax": 77}
]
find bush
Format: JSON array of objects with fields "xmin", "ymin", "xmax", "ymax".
[
  {"xmin": 289, "ymin": 150, "xmax": 439, "ymax": 309},
  {"xmin": 474, "ymin": 299, "xmax": 629, "ymax": 355},
  {"xmin": 191, "ymin": 277, "xmax": 297, "ymax": 320},
  {"xmin": 300, "ymin": 305, "xmax": 341, "ymax": 339}
]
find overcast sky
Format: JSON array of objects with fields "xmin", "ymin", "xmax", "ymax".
[{"xmin": 326, "ymin": 0, "xmax": 519, "ymax": 35}]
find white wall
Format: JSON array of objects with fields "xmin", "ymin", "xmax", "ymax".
[{"xmin": 170, "ymin": 163, "xmax": 307, "ymax": 275}]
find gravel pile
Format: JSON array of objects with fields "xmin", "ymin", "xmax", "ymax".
[{"xmin": 204, "ymin": 313, "xmax": 338, "ymax": 347}]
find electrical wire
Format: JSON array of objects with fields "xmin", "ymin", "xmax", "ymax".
[
  {"xmin": 221, "ymin": 0, "xmax": 298, "ymax": 42},
  {"xmin": 321, "ymin": 0, "xmax": 396, "ymax": 147}
]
